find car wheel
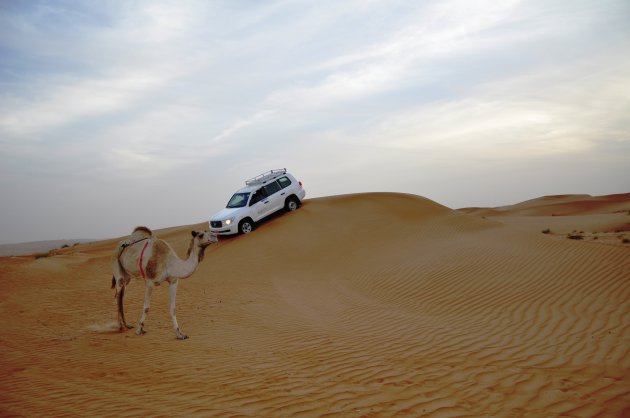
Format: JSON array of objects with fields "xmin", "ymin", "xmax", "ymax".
[
  {"xmin": 285, "ymin": 197, "xmax": 300, "ymax": 212},
  {"xmin": 239, "ymin": 218, "xmax": 254, "ymax": 234}
]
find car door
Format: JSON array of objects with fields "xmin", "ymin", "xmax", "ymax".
[
  {"xmin": 249, "ymin": 188, "xmax": 269, "ymax": 220},
  {"xmin": 277, "ymin": 176, "xmax": 295, "ymax": 203},
  {"xmin": 262, "ymin": 181, "xmax": 283, "ymax": 215}
]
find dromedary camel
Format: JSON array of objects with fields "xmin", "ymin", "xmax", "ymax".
[{"xmin": 111, "ymin": 226, "xmax": 218, "ymax": 339}]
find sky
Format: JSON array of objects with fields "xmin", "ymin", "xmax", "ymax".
[{"xmin": 1, "ymin": 0, "xmax": 629, "ymax": 244}]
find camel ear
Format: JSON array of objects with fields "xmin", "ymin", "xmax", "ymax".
[{"xmin": 191, "ymin": 231, "xmax": 198, "ymax": 238}]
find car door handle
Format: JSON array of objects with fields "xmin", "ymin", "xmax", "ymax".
[
  {"xmin": 281, "ymin": 192, "xmax": 286, "ymax": 196},
  {"xmin": 264, "ymin": 201, "xmax": 269, "ymax": 204}
]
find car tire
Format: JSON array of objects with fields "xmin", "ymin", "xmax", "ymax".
[
  {"xmin": 238, "ymin": 218, "xmax": 254, "ymax": 234},
  {"xmin": 285, "ymin": 197, "xmax": 300, "ymax": 212}
]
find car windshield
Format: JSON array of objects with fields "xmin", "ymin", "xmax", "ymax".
[{"xmin": 226, "ymin": 192, "xmax": 250, "ymax": 208}]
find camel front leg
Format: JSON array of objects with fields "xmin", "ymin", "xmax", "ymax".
[
  {"xmin": 136, "ymin": 281, "xmax": 153, "ymax": 336},
  {"xmin": 169, "ymin": 280, "xmax": 188, "ymax": 340}
]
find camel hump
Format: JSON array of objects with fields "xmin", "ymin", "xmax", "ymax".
[
  {"xmin": 133, "ymin": 226, "xmax": 153, "ymax": 235},
  {"xmin": 131, "ymin": 226, "xmax": 153, "ymax": 240}
]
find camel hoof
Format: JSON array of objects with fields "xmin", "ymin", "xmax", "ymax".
[
  {"xmin": 136, "ymin": 329, "xmax": 146, "ymax": 336},
  {"xmin": 176, "ymin": 334, "xmax": 189, "ymax": 340}
]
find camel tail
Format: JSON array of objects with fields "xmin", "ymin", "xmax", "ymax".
[{"xmin": 111, "ymin": 240, "xmax": 129, "ymax": 298}]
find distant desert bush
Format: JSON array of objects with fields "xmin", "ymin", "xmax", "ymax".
[{"xmin": 567, "ymin": 233, "xmax": 584, "ymax": 240}]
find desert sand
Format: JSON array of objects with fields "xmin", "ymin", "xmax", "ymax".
[{"xmin": 1, "ymin": 192, "xmax": 629, "ymax": 417}]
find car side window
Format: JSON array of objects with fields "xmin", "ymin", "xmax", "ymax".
[
  {"xmin": 277, "ymin": 176, "xmax": 291, "ymax": 189},
  {"xmin": 250, "ymin": 188, "xmax": 267, "ymax": 206},
  {"xmin": 263, "ymin": 181, "xmax": 281, "ymax": 196}
]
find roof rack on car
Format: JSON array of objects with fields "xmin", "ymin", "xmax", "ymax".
[{"xmin": 245, "ymin": 168, "xmax": 287, "ymax": 186}]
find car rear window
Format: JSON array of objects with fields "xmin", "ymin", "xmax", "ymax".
[{"xmin": 277, "ymin": 176, "xmax": 292, "ymax": 189}]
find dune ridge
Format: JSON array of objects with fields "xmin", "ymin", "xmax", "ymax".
[{"xmin": 1, "ymin": 192, "xmax": 628, "ymax": 417}]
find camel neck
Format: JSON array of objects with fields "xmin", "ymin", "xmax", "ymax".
[{"xmin": 169, "ymin": 239, "xmax": 201, "ymax": 279}]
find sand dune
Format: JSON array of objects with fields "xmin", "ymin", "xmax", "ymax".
[
  {"xmin": 460, "ymin": 193, "xmax": 630, "ymax": 248},
  {"xmin": 0, "ymin": 239, "xmax": 94, "ymax": 257},
  {"xmin": 461, "ymin": 193, "xmax": 630, "ymax": 217},
  {"xmin": 1, "ymin": 192, "xmax": 629, "ymax": 417}
]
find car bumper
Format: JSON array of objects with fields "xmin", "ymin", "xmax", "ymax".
[
  {"xmin": 209, "ymin": 222, "xmax": 239, "ymax": 235},
  {"xmin": 210, "ymin": 226, "xmax": 238, "ymax": 235}
]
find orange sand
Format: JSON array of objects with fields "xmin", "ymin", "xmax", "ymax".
[{"xmin": 1, "ymin": 193, "xmax": 629, "ymax": 417}]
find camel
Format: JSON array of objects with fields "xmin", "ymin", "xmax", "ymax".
[{"xmin": 111, "ymin": 226, "xmax": 218, "ymax": 340}]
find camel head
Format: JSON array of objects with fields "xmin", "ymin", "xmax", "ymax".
[{"xmin": 188, "ymin": 230, "xmax": 218, "ymax": 262}]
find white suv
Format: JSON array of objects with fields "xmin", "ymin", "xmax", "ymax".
[{"xmin": 209, "ymin": 169, "xmax": 306, "ymax": 235}]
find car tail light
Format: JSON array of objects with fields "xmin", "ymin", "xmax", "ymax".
[{"xmin": 299, "ymin": 181, "xmax": 303, "ymax": 188}]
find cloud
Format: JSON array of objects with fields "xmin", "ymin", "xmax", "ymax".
[
  {"xmin": 264, "ymin": 1, "xmax": 525, "ymax": 109},
  {"xmin": 1, "ymin": 0, "xmax": 629, "ymax": 243},
  {"xmin": 334, "ymin": 56, "xmax": 630, "ymax": 160},
  {"xmin": 0, "ymin": 72, "xmax": 166, "ymax": 136},
  {"xmin": 210, "ymin": 110, "xmax": 276, "ymax": 145}
]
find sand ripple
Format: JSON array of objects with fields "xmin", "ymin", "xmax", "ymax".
[{"xmin": 1, "ymin": 193, "xmax": 628, "ymax": 417}]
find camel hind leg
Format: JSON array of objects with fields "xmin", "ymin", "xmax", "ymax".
[
  {"xmin": 116, "ymin": 283, "xmax": 133, "ymax": 331},
  {"xmin": 136, "ymin": 281, "xmax": 153, "ymax": 336},
  {"xmin": 112, "ymin": 240, "xmax": 133, "ymax": 331}
]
